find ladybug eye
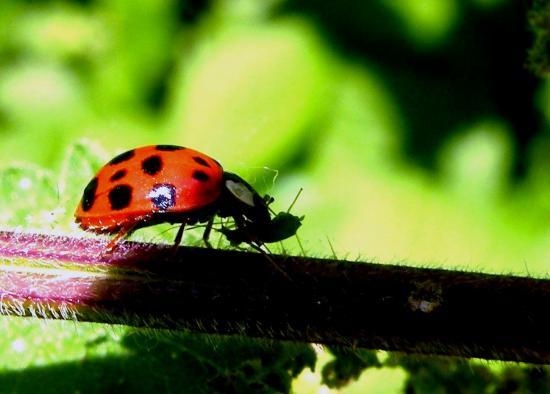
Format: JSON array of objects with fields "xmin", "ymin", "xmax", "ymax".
[{"xmin": 225, "ymin": 180, "xmax": 255, "ymax": 207}]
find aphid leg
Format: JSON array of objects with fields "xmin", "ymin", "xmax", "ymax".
[
  {"xmin": 264, "ymin": 194, "xmax": 276, "ymax": 215},
  {"xmin": 173, "ymin": 220, "xmax": 187, "ymax": 249},
  {"xmin": 278, "ymin": 241, "xmax": 286, "ymax": 255},
  {"xmin": 105, "ymin": 224, "xmax": 136, "ymax": 253},
  {"xmin": 202, "ymin": 217, "xmax": 214, "ymax": 248},
  {"xmin": 249, "ymin": 242, "xmax": 292, "ymax": 282}
]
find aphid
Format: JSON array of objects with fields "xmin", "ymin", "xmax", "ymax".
[
  {"xmin": 219, "ymin": 190, "xmax": 304, "ymax": 248},
  {"xmin": 74, "ymin": 145, "xmax": 302, "ymax": 250}
]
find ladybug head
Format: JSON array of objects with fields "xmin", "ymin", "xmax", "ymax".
[{"xmin": 220, "ymin": 172, "xmax": 271, "ymax": 224}]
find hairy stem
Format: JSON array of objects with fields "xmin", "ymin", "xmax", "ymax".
[{"xmin": 1, "ymin": 230, "xmax": 549, "ymax": 364}]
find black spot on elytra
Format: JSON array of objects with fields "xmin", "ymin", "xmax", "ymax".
[
  {"xmin": 108, "ymin": 184, "xmax": 132, "ymax": 210},
  {"xmin": 156, "ymin": 145, "xmax": 185, "ymax": 151},
  {"xmin": 81, "ymin": 177, "xmax": 98, "ymax": 212},
  {"xmin": 149, "ymin": 184, "xmax": 177, "ymax": 211},
  {"xmin": 192, "ymin": 170, "xmax": 210, "ymax": 182},
  {"xmin": 108, "ymin": 149, "xmax": 135, "ymax": 165},
  {"xmin": 110, "ymin": 169, "xmax": 127, "ymax": 182},
  {"xmin": 142, "ymin": 155, "xmax": 163, "ymax": 175},
  {"xmin": 192, "ymin": 156, "xmax": 210, "ymax": 167}
]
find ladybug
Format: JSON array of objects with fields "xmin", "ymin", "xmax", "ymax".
[{"xmin": 75, "ymin": 144, "xmax": 302, "ymax": 250}]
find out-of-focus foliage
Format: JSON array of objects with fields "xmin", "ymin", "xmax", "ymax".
[
  {"xmin": 314, "ymin": 349, "xmax": 550, "ymax": 393},
  {"xmin": 166, "ymin": 19, "xmax": 332, "ymax": 167},
  {"xmin": 0, "ymin": 166, "xmax": 58, "ymax": 229},
  {"xmin": 0, "ymin": 317, "xmax": 316, "ymax": 394},
  {"xmin": 0, "ymin": 0, "xmax": 548, "ymax": 392},
  {"xmin": 528, "ymin": 0, "xmax": 550, "ymax": 76},
  {"xmin": 321, "ymin": 347, "xmax": 382, "ymax": 388}
]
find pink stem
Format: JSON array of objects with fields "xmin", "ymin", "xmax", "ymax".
[
  {"xmin": 0, "ymin": 230, "xmax": 165, "ymax": 267},
  {"xmin": 0, "ymin": 230, "xmax": 170, "ymax": 314}
]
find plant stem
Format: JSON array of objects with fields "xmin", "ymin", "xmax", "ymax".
[{"xmin": 1, "ymin": 230, "xmax": 549, "ymax": 364}]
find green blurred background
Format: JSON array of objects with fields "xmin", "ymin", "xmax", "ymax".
[{"xmin": 0, "ymin": 0, "xmax": 549, "ymax": 392}]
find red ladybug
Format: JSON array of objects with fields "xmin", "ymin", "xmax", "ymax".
[{"xmin": 75, "ymin": 144, "xmax": 302, "ymax": 250}]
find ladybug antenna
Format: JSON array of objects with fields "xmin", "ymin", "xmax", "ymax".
[
  {"xmin": 287, "ymin": 188, "xmax": 303, "ymax": 213},
  {"xmin": 262, "ymin": 194, "xmax": 277, "ymax": 215}
]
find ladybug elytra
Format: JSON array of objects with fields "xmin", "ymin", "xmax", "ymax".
[{"xmin": 75, "ymin": 145, "xmax": 303, "ymax": 250}]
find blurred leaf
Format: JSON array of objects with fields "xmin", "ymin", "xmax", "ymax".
[
  {"xmin": 0, "ymin": 327, "xmax": 316, "ymax": 394},
  {"xmin": 0, "ymin": 166, "xmax": 58, "ymax": 229},
  {"xmin": 0, "ymin": 317, "xmax": 127, "ymax": 371},
  {"xmin": 380, "ymin": 0, "xmax": 461, "ymax": 49},
  {"xmin": 58, "ymin": 140, "xmax": 107, "ymax": 229},
  {"xmin": 437, "ymin": 119, "xmax": 513, "ymax": 201},
  {"xmin": 161, "ymin": 334, "xmax": 316, "ymax": 393},
  {"xmin": 388, "ymin": 354, "xmax": 497, "ymax": 394},
  {"xmin": 0, "ymin": 62, "xmax": 86, "ymax": 128},
  {"xmin": 91, "ymin": 0, "xmax": 177, "ymax": 110},
  {"xmin": 344, "ymin": 365, "xmax": 407, "ymax": 394},
  {"xmin": 527, "ymin": 133, "xmax": 550, "ymax": 214},
  {"xmin": 313, "ymin": 64, "xmax": 404, "ymax": 172},
  {"xmin": 14, "ymin": 5, "xmax": 103, "ymax": 61},
  {"xmin": 167, "ymin": 18, "xmax": 332, "ymax": 170},
  {"xmin": 322, "ymin": 348, "xmax": 381, "ymax": 388},
  {"xmin": 527, "ymin": 0, "xmax": 550, "ymax": 77},
  {"xmin": 0, "ymin": 1, "xmax": 23, "ymax": 51}
]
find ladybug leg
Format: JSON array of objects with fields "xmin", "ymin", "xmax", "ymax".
[
  {"xmin": 173, "ymin": 220, "xmax": 187, "ymax": 249},
  {"xmin": 232, "ymin": 215, "xmax": 256, "ymax": 244},
  {"xmin": 105, "ymin": 224, "xmax": 136, "ymax": 253},
  {"xmin": 202, "ymin": 217, "xmax": 214, "ymax": 248}
]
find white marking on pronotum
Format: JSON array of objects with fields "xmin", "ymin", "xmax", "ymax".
[
  {"xmin": 225, "ymin": 180, "xmax": 255, "ymax": 207},
  {"xmin": 147, "ymin": 184, "xmax": 176, "ymax": 210}
]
